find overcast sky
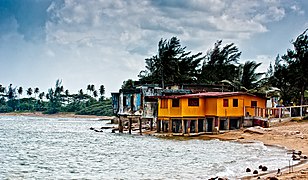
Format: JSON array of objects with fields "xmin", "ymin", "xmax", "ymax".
[{"xmin": 0, "ymin": 0, "xmax": 307, "ymax": 97}]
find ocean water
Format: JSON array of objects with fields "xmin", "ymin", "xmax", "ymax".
[{"xmin": 0, "ymin": 115, "xmax": 294, "ymax": 179}]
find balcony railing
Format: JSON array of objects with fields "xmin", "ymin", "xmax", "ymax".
[{"xmin": 245, "ymin": 105, "xmax": 308, "ymax": 119}]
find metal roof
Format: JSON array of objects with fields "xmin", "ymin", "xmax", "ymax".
[{"xmin": 177, "ymin": 92, "xmax": 258, "ymax": 98}]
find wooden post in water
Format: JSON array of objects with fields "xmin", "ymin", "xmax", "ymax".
[
  {"xmin": 195, "ymin": 119, "xmax": 199, "ymax": 133},
  {"xmin": 128, "ymin": 117, "xmax": 132, "ymax": 134},
  {"xmin": 119, "ymin": 117, "xmax": 123, "ymax": 133},
  {"xmin": 150, "ymin": 118, "xmax": 153, "ymax": 131},
  {"xmin": 139, "ymin": 117, "xmax": 142, "ymax": 135},
  {"xmin": 156, "ymin": 120, "xmax": 159, "ymax": 133},
  {"xmin": 169, "ymin": 119, "xmax": 172, "ymax": 133}
]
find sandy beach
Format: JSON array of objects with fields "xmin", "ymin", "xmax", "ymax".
[
  {"xmin": 1, "ymin": 112, "xmax": 308, "ymax": 179},
  {"xmin": 198, "ymin": 120, "xmax": 308, "ymax": 180}
]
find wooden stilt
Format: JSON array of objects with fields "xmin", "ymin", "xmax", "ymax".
[
  {"xmin": 168, "ymin": 119, "xmax": 172, "ymax": 133},
  {"xmin": 119, "ymin": 117, "xmax": 123, "ymax": 133},
  {"xmin": 139, "ymin": 117, "xmax": 142, "ymax": 135},
  {"xmin": 156, "ymin": 120, "xmax": 160, "ymax": 133},
  {"xmin": 182, "ymin": 119, "xmax": 184, "ymax": 134},
  {"xmin": 128, "ymin": 117, "xmax": 132, "ymax": 134},
  {"xmin": 150, "ymin": 118, "xmax": 153, "ymax": 131},
  {"xmin": 195, "ymin": 119, "xmax": 199, "ymax": 133}
]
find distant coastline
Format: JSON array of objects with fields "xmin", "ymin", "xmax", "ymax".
[{"xmin": 0, "ymin": 112, "xmax": 114, "ymax": 120}]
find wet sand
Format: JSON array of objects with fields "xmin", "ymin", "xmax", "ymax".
[{"xmin": 198, "ymin": 120, "xmax": 308, "ymax": 179}]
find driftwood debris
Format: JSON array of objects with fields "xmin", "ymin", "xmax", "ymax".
[{"xmin": 244, "ymin": 128, "xmax": 264, "ymax": 134}]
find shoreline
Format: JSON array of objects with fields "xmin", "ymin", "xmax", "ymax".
[
  {"xmin": 0, "ymin": 112, "xmax": 114, "ymax": 120},
  {"xmin": 1, "ymin": 112, "xmax": 308, "ymax": 179},
  {"xmin": 195, "ymin": 122, "xmax": 308, "ymax": 179}
]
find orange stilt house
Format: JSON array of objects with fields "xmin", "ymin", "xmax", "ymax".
[{"xmin": 157, "ymin": 92, "xmax": 267, "ymax": 135}]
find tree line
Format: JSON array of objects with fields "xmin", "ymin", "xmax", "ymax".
[
  {"xmin": 0, "ymin": 80, "xmax": 113, "ymax": 116},
  {"xmin": 136, "ymin": 28, "xmax": 308, "ymax": 106},
  {"xmin": 1, "ymin": 28, "xmax": 307, "ymax": 114}
]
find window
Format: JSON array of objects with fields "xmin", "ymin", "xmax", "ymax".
[
  {"xmin": 233, "ymin": 99, "xmax": 238, "ymax": 107},
  {"xmin": 223, "ymin": 99, "xmax": 229, "ymax": 107},
  {"xmin": 188, "ymin": 98, "xmax": 199, "ymax": 106},
  {"xmin": 172, "ymin": 99, "xmax": 180, "ymax": 107},
  {"xmin": 251, "ymin": 101, "xmax": 257, "ymax": 107},
  {"xmin": 161, "ymin": 99, "xmax": 168, "ymax": 108}
]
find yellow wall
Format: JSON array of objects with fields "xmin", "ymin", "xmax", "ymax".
[
  {"xmin": 158, "ymin": 99, "xmax": 183, "ymax": 118},
  {"xmin": 180, "ymin": 98, "xmax": 206, "ymax": 116},
  {"xmin": 204, "ymin": 98, "xmax": 217, "ymax": 116},
  {"xmin": 169, "ymin": 100, "xmax": 182, "ymax": 117},
  {"xmin": 158, "ymin": 98, "xmax": 206, "ymax": 117},
  {"xmin": 215, "ymin": 95, "xmax": 266, "ymax": 117},
  {"xmin": 216, "ymin": 96, "xmax": 244, "ymax": 117},
  {"xmin": 158, "ymin": 94, "xmax": 266, "ymax": 118},
  {"xmin": 158, "ymin": 99, "xmax": 171, "ymax": 117}
]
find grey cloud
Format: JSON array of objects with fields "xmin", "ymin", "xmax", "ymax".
[
  {"xmin": 1, "ymin": 0, "xmax": 306, "ymax": 96},
  {"xmin": 0, "ymin": 0, "xmax": 55, "ymax": 41},
  {"xmin": 150, "ymin": 0, "xmax": 228, "ymax": 13},
  {"xmin": 139, "ymin": 18, "xmax": 184, "ymax": 34}
]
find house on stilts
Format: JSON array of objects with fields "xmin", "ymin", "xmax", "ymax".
[
  {"xmin": 156, "ymin": 92, "xmax": 267, "ymax": 136},
  {"xmin": 111, "ymin": 83, "xmax": 268, "ymax": 135},
  {"xmin": 111, "ymin": 84, "xmax": 192, "ymax": 134}
]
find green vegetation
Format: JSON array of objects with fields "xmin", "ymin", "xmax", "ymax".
[
  {"xmin": 268, "ymin": 29, "xmax": 308, "ymax": 105},
  {"xmin": 0, "ymin": 81, "xmax": 113, "ymax": 116},
  {"xmin": 138, "ymin": 37, "xmax": 204, "ymax": 88},
  {"xmin": 136, "ymin": 28, "xmax": 308, "ymax": 106},
  {"xmin": 1, "ymin": 29, "xmax": 307, "ymax": 114}
]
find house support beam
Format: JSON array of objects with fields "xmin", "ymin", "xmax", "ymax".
[
  {"xmin": 128, "ymin": 117, "xmax": 132, "ymax": 134},
  {"xmin": 139, "ymin": 117, "xmax": 142, "ymax": 135},
  {"xmin": 182, "ymin": 119, "xmax": 185, "ymax": 135},
  {"xmin": 119, "ymin": 117, "xmax": 123, "ymax": 133},
  {"xmin": 168, "ymin": 119, "xmax": 172, "ymax": 133},
  {"xmin": 150, "ymin": 118, "xmax": 153, "ymax": 131},
  {"xmin": 195, "ymin": 119, "xmax": 199, "ymax": 133}
]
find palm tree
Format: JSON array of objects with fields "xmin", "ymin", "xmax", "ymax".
[
  {"xmin": 221, "ymin": 61, "xmax": 265, "ymax": 92},
  {"xmin": 39, "ymin": 92, "xmax": 45, "ymax": 100},
  {"xmin": 240, "ymin": 61, "xmax": 265, "ymax": 90},
  {"xmin": 79, "ymin": 89, "xmax": 84, "ymax": 96},
  {"xmin": 87, "ymin": 85, "xmax": 91, "ymax": 95},
  {"xmin": 65, "ymin": 89, "xmax": 70, "ymax": 103},
  {"xmin": 65, "ymin": 89, "xmax": 69, "ymax": 96},
  {"xmin": 60, "ymin": 86, "xmax": 64, "ymax": 93},
  {"xmin": 90, "ymin": 84, "xmax": 95, "ymax": 96},
  {"xmin": 282, "ymin": 28, "xmax": 308, "ymax": 105},
  {"xmin": 55, "ymin": 86, "xmax": 62, "ymax": 95},
  {"xmin": 93, "ymin": 90, "xmax": 98, "ymax": 98},
  {"xmin": 99, "ymin": 85, "xmax": 105, "ymax": 100},
  {"xmin": 139, "ymin": 37, "xmax": 204, "ymax": 87},
  {"xmin": 0, "ymin": 85, "xmax": 5, "ymax": 100},
  {"xmin": 78, "ymin": 89, "xmax": 84, "ymax": 100},
  {"xmin": 7, "ymin": 84, "xmax": 16, "ymax": 100},
  {"xmin": 16, "ymin": 86, "xmax": 23, "ymax": 110},
  {"xmin": 0, "ymin": 84, "xmax": 3, "ymax": 93},
  {"xmin": 200, "ymin": 40, "xmax": 241, "ymax": 83},
  {"xmin": 34, "ymin": 87, "xmax": 39, "ymax": 99},
  {"xmin": 18, "ymin": 87, "xmax": 23, "ymax": 98},
  {"xmin": 26, "ymin": 88, "xmax": 33, "ymax": 98}
]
